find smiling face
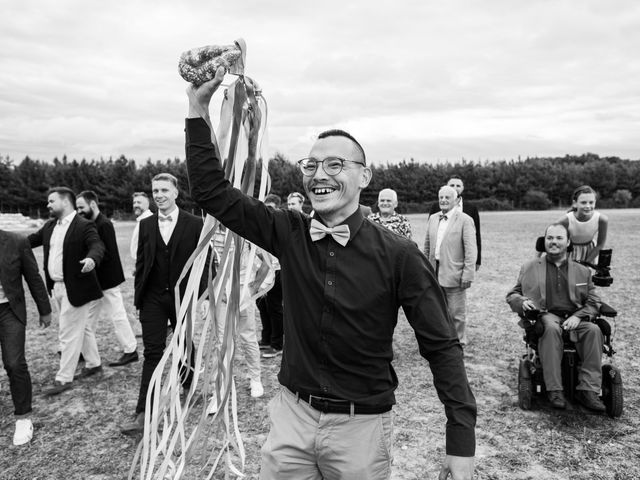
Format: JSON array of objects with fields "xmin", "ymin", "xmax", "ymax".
[
  {"xmin": 544, "ymin": 224, "xmax": 570, "ymax": 258},
  {"xmin": 377, "ymin": 190, "xmax": 397, "ymax": 217},
  {"xmin": 152, "ymin": 179, "xmax": 178, "ymax": 215},
  {"xmin": 76, "ymin": 196, "xmax": 95, "ymax": 220},
  {"xmin": 438, "ymin": 187, "xmax": 457, "ymax": 214},
  {"xmin": 572, "ymin": 192, "xmax": 596, "ymax": 220},
  {"xmin": 303, "ymin": 136, "xmax": 371, "ymax": 226}
]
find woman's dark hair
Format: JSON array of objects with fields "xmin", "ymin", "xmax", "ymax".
[{"xmin": 569, "ymin": 185, "xmax": 597, "ymax": 212}]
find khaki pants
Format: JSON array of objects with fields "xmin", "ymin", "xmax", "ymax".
[
  {"xmin": 442, "ymin": 286, "xmax": 468, "ymax": 345},
  {"xmin": 260, "ymin": 387, "xmax": 393, "ymax": 480},
  {"xmin": 52, "ymin": 282, "xmax": 100, "ymax": 383},
  {"xmin": 88, "ymin": 286, "xmax": 137, "ymax": 354}
]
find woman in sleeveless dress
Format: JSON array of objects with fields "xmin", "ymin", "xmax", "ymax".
[{"xmin": 556, "ymin": 185, "xmax": 608, "ymax": 264}]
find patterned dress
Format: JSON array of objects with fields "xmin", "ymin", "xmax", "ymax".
[{"xmin": 368, "ymin": 212, "xmax": 413, "ymax": 239}]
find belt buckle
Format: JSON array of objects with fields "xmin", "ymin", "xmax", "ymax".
[{"xmin": 308, "ymin": 394, "xmax": 350, "ymax": 413}]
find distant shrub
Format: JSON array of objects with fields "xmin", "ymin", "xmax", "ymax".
[
  {"xmin": 613, "ymin": 189, "xmax": 633, "ymax": 208},
  {"xmin": 522, "ymin": 190, "xmax": 552, "ymax": 210},
  {"xmin": 471, "ymin": 197, "xmax": 514, "ymax": 211}
]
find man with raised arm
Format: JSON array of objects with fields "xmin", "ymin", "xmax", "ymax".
[{"xmin": 184, "ymin": 68, "xmax": 476, "ymax": 480}]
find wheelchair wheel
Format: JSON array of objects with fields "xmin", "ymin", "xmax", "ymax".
[
  {"xmin": 601, "ymin": 364, "xmax": 623, "ymax": 418},
  {"xmin": 518, "ymin": 358, "xmax": 533, "ymax": 410}
]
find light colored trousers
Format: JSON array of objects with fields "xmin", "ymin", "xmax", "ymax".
[
  {"xmin": 88, "ymin": 286, "xmax": 137, "ymax": 353},
  {"xmin": 52, "ymin": 282, "xmax": 100, "ymax": 383},
  {"xmin": 538, "ymin": 313, "xmax": 603, "ymax": 392},
  {"xmin": 218, "ymin": 302, "xmax": 261, "ymax": 382},
  {"xmin": 260, "ymin": 387, "xmax": 393, "ymax": 480},
  {"xmin": 442, "ymin": 286, "xmax": 468, "ymax": 345}
]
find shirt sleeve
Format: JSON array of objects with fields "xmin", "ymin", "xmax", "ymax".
[
  {"xmin": 398, "ymin": 244, "xmax": 477, "ymax": 457},
  {"xmin": 185, "ymin": 117, "xmax": 291, "ymax": 258}
]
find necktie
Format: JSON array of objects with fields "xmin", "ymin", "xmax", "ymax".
[
  {"xmin": 439, "ymin": 214, "xmax": 447, "ymax": 221},
  {"xmin": 309, "ymin": 219, "xmax": 350, "ymax": 246}
]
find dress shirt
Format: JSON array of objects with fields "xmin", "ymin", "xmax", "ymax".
[
  {"xmin": 130, "ymin": 209, "xmax": 154, "ymax": 259},
  {"xmin": 185, "ymin": 117, "xmax": 476, "ymax": 456},
  {"xmin": 435, "ymin": 210, "xmax": 451, "ymax": 261},
  {"xmin": 47, "ymin": 211, "xmax": 76, "ymax": 281},
  {"xmin": 0, "ymin": 284, "xmax": 7, "ymax": 304},
  {"xmin": 158, "ymin": 208, "xmax": 178, "ymax": 244},
  {"xmin": 545, "ymin": 258, "xmax": 579, "ymax": 315}
]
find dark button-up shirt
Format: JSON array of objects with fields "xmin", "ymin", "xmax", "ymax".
[{"xmin": 185, "ymin": 117, "xmax": 476, "ymax": 456}]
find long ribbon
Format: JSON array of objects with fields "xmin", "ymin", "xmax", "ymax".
[{"xmin": 131, "ymin": 72, "xmax": 271, "ymax": 480}]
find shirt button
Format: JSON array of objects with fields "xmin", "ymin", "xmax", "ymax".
[
  {"xmin": 329, "ymin": 251, "xmax": 335, "ymax": 256},
  {"xmin": 327, "ymin": 281, "xmax": 333, "ymax": 286}
]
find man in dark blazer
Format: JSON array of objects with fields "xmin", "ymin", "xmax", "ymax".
[
  {"xmin": 121, "ymin": 173, "xmax": 204, "ymax": 435},
  {"xmin": 0, "ymin": 229, "xmax": 52, "ymax": 445},
  {"xmin": 76, "ymin": 191, "xmax": 138, "ymax": 367},
  {"xmin": 429, "ymin": 175, "xmax": 481, "ymax": 269},
  {"xmin": 28, "ymin": 187, "xmax": 105, "ymax": 395}
]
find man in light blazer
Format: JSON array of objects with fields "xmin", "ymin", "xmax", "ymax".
[
  {"xmin": 429, "ymin": 176, "xmax": 481, "ymax": 270},
  {"xmin": 424, "ymin": 185, "xmax": 477, "ymax": 346},
  {"xmin": 0, "ymin": 229, "xmax": 52, "ymax": 445},
  {"xmin": 28, "ymin": 187, "xmax": 105, "ymax": 395},
  {"xmin": 506, "ymin": 223, "xmax": 604, "ymax": 411},
  {"xmin": 121, "ymin": 173, "xmax": 204, "ymax": 435}
]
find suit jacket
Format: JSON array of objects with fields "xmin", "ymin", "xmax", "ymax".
[
  {"xmin": 28, "ymin": 214, "xmax": 105, "ymax": 307},
  {"xmin": 429, "ymin": 200, "xmax": 481, "ymax": 266},
  {"xmin": 423, "ymin": 209, "xmax": 477, "ymax": 288},
  {"xmin": 134, "ymin": 208, "xmax": 204, "ymax": 308},
  {"xmin": 506, "ymin": 257, "xmax": 600, "ymax": 319},
  {"xmin": 0, "ymin": 229, "xmax": 52, "ymax": 324},
  {"xmin": 93, "ymin": 213, "xmax": 125, "ymax": 290}
]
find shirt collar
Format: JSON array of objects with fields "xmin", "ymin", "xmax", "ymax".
[
  {"xmin": 59, "ymin": 210, "xmax": 76, "ymax": 225},
  {"xmin": 439, "ymin": 210, "xmax": 453, "ymax": 220},
  {"xmin": 137, "ymin": 209, "xmax": 154, "ymax": 222}
]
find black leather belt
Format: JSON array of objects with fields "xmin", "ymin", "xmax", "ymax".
[{"xmin": 292, "ymin": 389, "xmax": 392, "ymax": 415}]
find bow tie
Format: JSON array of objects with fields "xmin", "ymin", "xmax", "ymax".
[
  {"xmin": 158, "ymin": 215, "xmax": 173, "ymax": 223},
  {"xmin": 439, "ymin": 214, "xmax": 448, "ymax": 221},
  {"xmin": 309, "ymin": 219, "xmax": 350, "ymax": 246}
]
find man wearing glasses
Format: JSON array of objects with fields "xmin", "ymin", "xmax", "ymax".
[{"xmin": 184, "ymin": 69, "xmax": 476, "ymax": 480}]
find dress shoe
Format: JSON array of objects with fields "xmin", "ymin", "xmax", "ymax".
[
  {"xmin": 575, "ymin": 390, "xmax": 606, "ymax": 412},
  {"xmin": 547, "ymin": 390, "xmax": 567, "ymax": 409},
  {"xmin": 261, "ymin": 346, "xmax": 282, "ymax": 359},
  {"xmin": 109, "ymin": 350, "xmax": 139, "ymax": 367},
  {"xmin": 43, "ymin": 380, "xmax": 72, "ymax": 396},
  {"xmin": 13, "ymin": 418, "xmax": 33, "ymax": 446},
  {"xmin": 74, "ymin": 365, "xmax": 103, "ymax": 380},
  {"xmin": 258, "ymin": 340, "xmax": 270, "ymax": 350},
  {"xmin": 120, "ymin": 413, "xmax": 145, "ymax": 436}
]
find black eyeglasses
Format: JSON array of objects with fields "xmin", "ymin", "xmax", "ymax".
[{"xmin": 297, "ymin": 157, "xmax": 365, "ymax": 176}]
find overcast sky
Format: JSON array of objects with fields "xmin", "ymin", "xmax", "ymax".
[{"xmin": 1, "ymin": 0, "xmax": 639, "ymax": 165}]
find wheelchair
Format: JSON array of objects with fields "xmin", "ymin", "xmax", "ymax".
[{"xmin": 517, "ymin": 243, "xmax": 623, "ymax": 417}]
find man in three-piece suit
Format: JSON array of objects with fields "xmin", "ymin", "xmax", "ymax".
[
  {"xmin": 506, "ymin": 223, "xmax": 605, "ymax": 411},
  {"xmin": 121, "ymin": 173, "xmax": 204, "ymax": 435},
  {"xmin": 28, "ymin": 187, "xmax": 105, "ymax": 395},
  {"xmin": 429, "ymin": 175, "xmax": 482, "ymax": 270},
  {"xmin": 0, "ymin": 229, "xmax": 52, "ymax": 445},
  {"xmin": 424, "ymin": 185, "xmax": 477, "ymax": 346},
  {"xmin": 76, "ymin": 190, "xmax": 138, "ymax": 367}
]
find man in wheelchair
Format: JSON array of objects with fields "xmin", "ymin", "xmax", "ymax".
[{"xmin": 506, "ymin": 223, "xmax": 605, "ymax": 412}]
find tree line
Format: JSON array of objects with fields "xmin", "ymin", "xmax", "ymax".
[{"xmin": 1, "ymin": 152, "xmax": 638, "ymax": 218}]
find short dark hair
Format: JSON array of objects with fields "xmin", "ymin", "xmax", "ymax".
[
  {"xmin": 47, "ymin": 187, "xmax": 76, "ymax": 208},
  {"xmin": 265, "ymin": 194, "xmax": 281, "ymax": 206},
  {"xmin": 78, "ymin": 190, "xmax": 99, "ymax": 205},
  {"xmin": 132, "ymin": 191, "xmax": 149, "ymax": 199},
  {"xmin": 152, "ymin": 173, "xmax": 178, "ymax": 187},
  {"xmin": 545, "ymin": 222, "xmax": 571, "ymax": 240},
  {"xmin": 317, "ymin": 129, "xmax": 366, "ymax": 165},
  {"xmin": 448, "ymin": 174, "xmax": 464, "ymax": 185}
]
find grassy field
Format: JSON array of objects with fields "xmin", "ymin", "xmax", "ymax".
[{"xmin": 1, "ymin": 209, "xmax": 639, "ymax": 480}]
